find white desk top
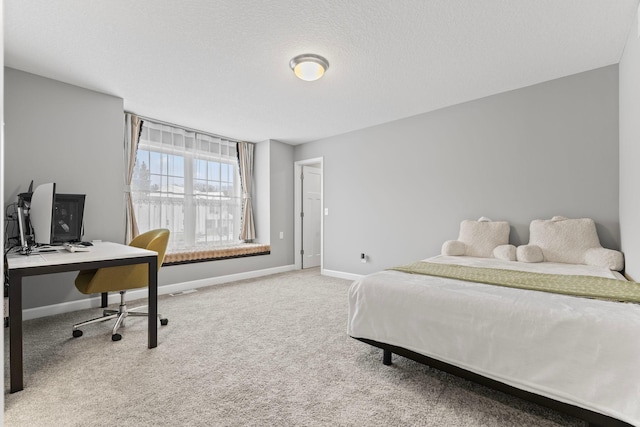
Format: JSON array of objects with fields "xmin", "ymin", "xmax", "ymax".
[{"xmin": 6, "ymin": 241, "xmax": 157, "ymax": 270}]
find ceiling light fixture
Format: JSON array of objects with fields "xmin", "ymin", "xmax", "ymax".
[{"xmin": 289, "ymin": 54, "xmax": 329, "ymax": 82}]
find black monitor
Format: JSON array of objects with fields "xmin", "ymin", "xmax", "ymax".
[{"xmin": 52, "ymin": 194, "xmax": 86, "ymax": 243}]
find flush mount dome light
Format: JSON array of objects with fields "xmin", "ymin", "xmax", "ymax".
[{"xmin": 289, "ymin": 53, "xmax": 329, "ymax": 81}]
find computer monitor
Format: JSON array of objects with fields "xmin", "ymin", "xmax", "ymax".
[
  {"xmin": 29, "ymin": 182, "xmax": 56, "ymax": 245},
  {"xmin": 52, "ymin": 194, "xmax": 86, "ymax": 243}
]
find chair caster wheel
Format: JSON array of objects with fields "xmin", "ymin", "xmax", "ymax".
[
  {"xmin": 72, "ymin": 330, "xmax": 83, "ymax": 338},
  {"xmin": 160, "ymin": 318, "xmax": 168, "ymax": 326},
  {"xmin": 112, "ymin": 333, "xmax": 122, "ymax": 341}
]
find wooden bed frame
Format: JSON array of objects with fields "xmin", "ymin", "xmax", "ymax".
[{"xmin": 353, "ymin": 337, "xmax": 632, "ymax": 427}]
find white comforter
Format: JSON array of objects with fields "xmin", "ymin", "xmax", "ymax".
[{"xmin": 347, "ymin": 256, "xmax": 640, "ymax": 426}]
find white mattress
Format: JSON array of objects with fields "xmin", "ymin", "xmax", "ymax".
[{"xmin": 347, "ymin": 255, "xmax": 640, "ymax": 426}]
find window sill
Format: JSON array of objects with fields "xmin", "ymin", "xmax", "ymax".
[{"xmin": 163, "ymin": 243, "xmax": 270, "ymax": 266}]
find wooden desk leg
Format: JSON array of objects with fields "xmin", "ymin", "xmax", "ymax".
[
  {"xmin": 148, "ymin": 256, "xmax": 158, "ymax": 349},
  {"xmin": 9, "ymin": 272, "xmax": 24, "ymax": 393}
]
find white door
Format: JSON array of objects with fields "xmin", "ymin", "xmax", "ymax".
[{"xmin": 302, "ymin": 165, "xmax": 321, "ymax": 268}]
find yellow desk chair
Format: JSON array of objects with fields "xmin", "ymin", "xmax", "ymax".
[{"xmin": 72, "ymin": 229, "xmax": 170, "ymax": 341}]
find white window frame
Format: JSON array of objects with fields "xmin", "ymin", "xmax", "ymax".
[{"xmin": 132, "ymin": 121, "xmax": 242, "ymax": 254}]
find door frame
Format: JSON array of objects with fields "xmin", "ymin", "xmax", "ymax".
[{"xmin": 294, "ymin": 157, "xmax": 324, "ymax": 270}]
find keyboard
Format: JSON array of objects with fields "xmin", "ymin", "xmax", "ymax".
[{"xmin": 63, "ymin": 242, "xmax": 91, "ymax": 253}]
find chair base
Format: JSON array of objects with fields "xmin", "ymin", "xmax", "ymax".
[{"xmin": 72, "ymin": 291, "xmax": 168, "ymax": 341}]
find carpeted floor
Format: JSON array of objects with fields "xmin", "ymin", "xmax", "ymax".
[{"xmin": 4, "ymin": 268, "xmax": 586, "ymax": 426}]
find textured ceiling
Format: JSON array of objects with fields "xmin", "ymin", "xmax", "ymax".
[{"xmin": 5, "ymin": 0, "xmax": 639, "ymax": 144}]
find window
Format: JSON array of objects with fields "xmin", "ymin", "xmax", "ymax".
[{"xmin": 132, "ymin": 122, "xmax": 243, "ymax": 256}]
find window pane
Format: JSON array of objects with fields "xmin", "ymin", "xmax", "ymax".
[
  {"xmin": 161, "ymin": 130, "xmax": 172, "ymax": 144},
  {"xmin": 135, "ymin": 149, "xmax": 148, "ymax": 167},
  {"xmin": 210, "ymin": 162, "xmax": 220, "ymax": 181},
  {"xmin": 194, "ymin": 179, "xmax": 207, "ymax": 193},
  {"xmin": 168, "ymin": 154, "xmax": 184, "ymax": 178},
  {"xmin": 194, "ymin": 159, "xmax": 207, "ymax": 180},
  {"xmin": 160, "ymin": 174, "xmax": 168, "ymax": 192},
  {"xmin": 149, "ymin": 174, "xmax": 161, "ymax": 192},
  {"xmin": 220, "ymin": 163, "xmax": 228, "ymax": 183},
  {"xmin": 149, "ymin": 128, "xmax": 161, "ymax": 142},
  {"xmin": 149, "ymin": 151, "xmax": 163, "ymax": 174},
  {"xmin": 133, "ymin": 150, "xmax": 151, "ymax": 191},
  {"xmin": 168, "ymin": 177, "xmax": 184, "ymax": 193}
]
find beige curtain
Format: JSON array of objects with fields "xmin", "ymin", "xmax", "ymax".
[
  {"xmin": 237, "ymin": 142, "xmax": 256, "ymax": 242},
  {"xmin": 124, "ymin": 113, "xmax": 143, "ymax": 244}
]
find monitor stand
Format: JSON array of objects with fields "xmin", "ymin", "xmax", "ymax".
[{"xmin": 16, "ymin": 206, "xmax": 30, "ymax": 255}]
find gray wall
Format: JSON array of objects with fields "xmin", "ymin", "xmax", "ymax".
[
  {"xmin": 4, "ymin": 68, "xmax": 294, "ymax": 309},
  {"xmin": 268, "ymin": 139, "xmax": 295, "ymax": 262},
  {"xmin": 619, "ymin": 11, "xmax": 640, "ymax": 278},
  {"xmin": 294, "ymin": 65, "xmax": 620, "ymax": 275},
  {"xmin": 5, "ymin": 68, "xmax": 125, "ymax": 308}
]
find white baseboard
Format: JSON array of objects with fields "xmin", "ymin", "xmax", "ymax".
[
  {"xmin": 22, "ymin": 264, "xmax": 297, "ymax": 321},
  {"xmin": 321, "ymin": 269, "xmax": 363, "ymax": 281}
]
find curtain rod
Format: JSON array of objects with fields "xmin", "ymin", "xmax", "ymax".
[{"xmin": 126, "ymin": 111, "xmax": 248, "ymax": 145}]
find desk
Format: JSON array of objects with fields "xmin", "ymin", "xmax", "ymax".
[{"xmin": 6, "ymin": 242, "xmax": 159, "ymax": 393}]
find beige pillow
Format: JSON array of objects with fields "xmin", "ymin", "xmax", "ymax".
[
  {"xmin": 528, "ymin": 216, "xmax": 600, "ymax": 264},
  {"xmin": 516, "ymin": 244, "xmax": 544, "ymax": 263},
  {"xmin": 521, "ymin": 216, "xmax": 624, "ymax": 271},
  {"xmin": 585, "ymin": 247, "xmax": 624, "ymax": 271},
  {"xmin": 441, "ymin": 240, "xmax": 466, "ymax": 256},
  {"xmin": 457, "ymin": 219, "xmax": 510, "ymax": 258},
  {"xmin": 494, "ymin": 244, "xmax": 517, "ymax": 261}
]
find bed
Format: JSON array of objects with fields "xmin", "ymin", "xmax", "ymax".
[{"xmin": 347, "ymin": 217, "xmax": 640, "ymax": 427}]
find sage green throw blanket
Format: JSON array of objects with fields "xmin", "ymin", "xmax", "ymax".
[{"xmin": 390, "ymin": 261, "xmax": 640, "ymax": 303}]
